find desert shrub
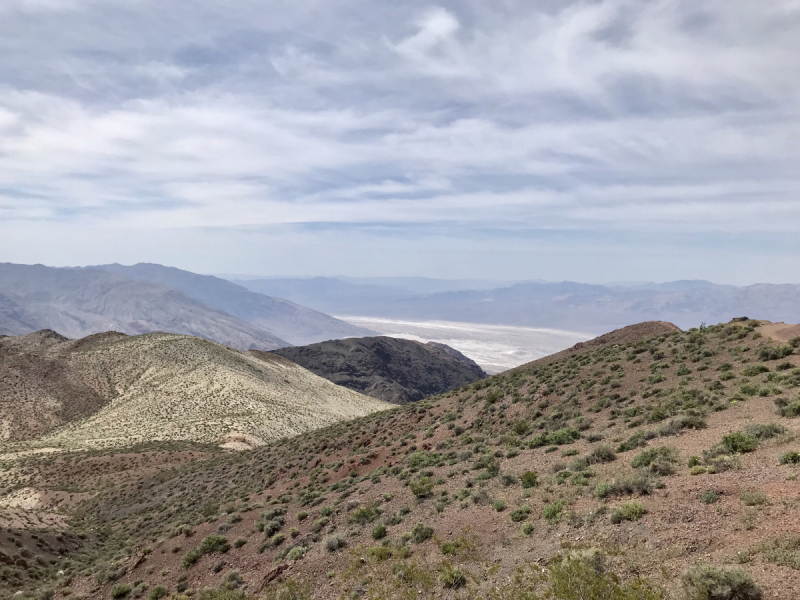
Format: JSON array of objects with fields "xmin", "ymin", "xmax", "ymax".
[
  {"xmin": 409, "ymin": 476, "xmax": 434, "ymax": 498},
  {"xmin": 775, "ymin": 396, "xmax": 800, "ymax": 417},
  {"xmin": 590, "ymin": 445, "xmax": 616, "ymax": 463},
  {"xmin": 411, "ymin": 523, "xmax": 433, "ymax": 544},
  {"xmin": 296, "ymin": 511, "xmax": 308, "ymax": 521},
  {"xmin": 487, "ymin": 552, "xmax": 665, "ymax": 600},
  {"xmin": 325, "ymin": 535, "xmax": 346, "ymax": 553},
  {"xmin": 262, "ymin": 580, "xmax": 312, "ymax": 600},
  {"xmin": 617, "ymin": 432, "xmax": 647, "ymax": 452},
  {"xmin": 743, "ymin": 423, "xmax": 785, "ymax": 439},
  {"xmin": 522, "ymin": 523, "xmax": 534, "ymax": 535},
  {"xmin": 760, "ymin": 534, "xmax": 800, "ymax": 570},
  {"xmin": 493, "ymin": 499, "xmax": 506, "ymax": 512},
  {"xmin": 147, "ymin": 586, "xmax": 167, "ymax": 600},
  {"xmin": 510, "ymin": 505, "xmax": 531, "ymax": 522},
  {"xmin": 349, "ymin": 504, "xmax": 381, "ymax": 524},
  {"xmin": 610, "ymin": 502, "xmax": 647, "ymax": 523},
  {"xmin": 406, "ymin": 450, "xmax": 444, "ymax": 470},
  {"xmin": 700, "ymin": 491, "xmax": 719, "ymax": 504},
  {"xmin": 594, "ymin": 473, "xmax": 654, "ymax": 499},
  {"xmin": 547, "ymin": 427, "xmax": 581, "ymax": 445},
  {"xmin": 681, "ymin": 564, "xmax": 762, "ymax": 600},
  {"xmin": 111, "ymin": 584, "xmax": 132, "ymax": 599},
  {"xmin": 543, "ymin": 501, "xmax": 565, "ymax": 524},
  {"xmin": 308, "ymin": 515, "xmax": 328, "ymax": 532},
  {"xmin": 233, "ymin": 538, "xmax": 246, "ymax": 548},
  {"xmin": 742, "ymin": 365, "xmax": 769, "ymax": 377},
  {"xmin": 196, "ymin": 591, "xmax": 247, "ymax": 600},
  {"xmin": 372, "ymin": 525, "xmax": 387, "ymax": 540},
  {"xmin": 720, "ymin": 432, "xmax": 759, "ymax": 454},
  {"xmin": 221, "ymin": 570, "xmax": 244, "ymax": 590},
  {"xmin": 757, "ymin": 345, "xmax": 794, "ymax": 361},
  {"xmin": 739, "ymin": 490, "xmax": 768, "ymax": 506},
  {"xmin": 286, "ymin": 546, "xmax": 306, "ymax": 561},
  {"xmin": 183, "ymin": 535, "xmax": 230, "ymax": 568},
  {"xmin": 271, "ymin": 533, "xmax": 286, "ymax": 546},
  {"xmin": 438, "ymin": 562, "xmax": 467, "ymax": 589},
  {"xmin": 368, "ymin": 546, "xmax": 393, "ymax": 561},
  {"xmin": 659, "ymin": 415, "xmax": 707, "ymax": 436},
  {"xmin": 779, "ymin": 451, "xmax": 800, "ymax": 464},
  {"xmin": 631, "ymin": 446, "xmax": 678, "ymax": 475},
  {"xmin": 519, "ymin": 471, "xmax": 539, "ymax": 488}
]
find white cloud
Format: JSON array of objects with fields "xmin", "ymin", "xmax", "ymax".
[{"xmin": 0, "ymin": 0, "xmax": 798, "ymax": 280}]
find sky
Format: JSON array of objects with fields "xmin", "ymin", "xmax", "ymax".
[{"xmin": 0, "ymin": 0, "xmax": 798, "ymax": 283}]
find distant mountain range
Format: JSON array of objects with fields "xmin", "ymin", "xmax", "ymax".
[
  {"xmin": 272, "ymin": 336, "xmax": 486, "ymax": 404},
  {"xmin": 0, "ymin": 263, "xmax": 372, "ymax": 350},
  {"xmin": 233, "ymin": 277, "xmax": 800, "ymax": 333}
]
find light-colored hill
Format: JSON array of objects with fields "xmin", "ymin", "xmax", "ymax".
[{"xmin": 1, "ymin": 330, "xmax": 388, "ymax": 451}]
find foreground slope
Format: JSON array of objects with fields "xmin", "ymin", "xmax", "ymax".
[
  {"xmin": 92, "ymin": 263, "xmax": 374, "ymax": 345},
  {"xmin": 0, "ymin": 330, "xmax": 388, "ymax": 450},
  {"xmin": 0, "ymin": 263, "xmax": 289, "ymax": 350},
  {"xmin": 271, "ymin": 336, "xmax": 487, "ymax": 403},
  {"xmin": 7, "ymin": 319, "xmax": 800, "ymax": 600}
]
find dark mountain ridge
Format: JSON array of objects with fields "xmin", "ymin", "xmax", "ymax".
[{"xmin": 271, "ymin": 336, "xmax": 487, "ymax": 404}]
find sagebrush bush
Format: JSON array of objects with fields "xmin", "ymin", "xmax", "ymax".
[
  {"xmin": 610, "ymin": 502, "xmax": 647, "ymax": 524},
  {"xmin": 681, "ymin": 564, "xmax": 762, "ymax": 600}
]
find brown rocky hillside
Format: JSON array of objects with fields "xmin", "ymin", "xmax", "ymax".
[{"xmin": 3, "ymin": 319, "xmax": 800, "ymax": 600}]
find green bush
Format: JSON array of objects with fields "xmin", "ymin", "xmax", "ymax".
[
  {"xmin": 519, "ymin": 471, "xmax": 538, "ymax": 488},
  {"xmin": 147, "ymin": 586, "xmax": 167, "ymax": 600},
  {"xmin": 372, "ymin": 524, "xmax": 387, "ymax": 540},
  {"xmin": 776, "ymin": 397, "xmax": 800, "ymax": 417},
  {"xmin": 543, "ymin": 501, "xmax": 565, "ymax": 524},
  {"xmin": 349, "ymin": 504, "xmax": 381, "ymax": 524},
  {"xmin": 111, "ymin": 584, "xmax": 132, "ymax": 599},
  {"xmin": 681, "ymin": 564, "xmax": 762, "ymax": 600},
  {"xmin": 760, "ymin": 534, "xmax": 800, "ymax": 570},
  {"xmin": 739, "ymin": 490, "xmax": 768, "ymax": 506},
  {"xmin": 492, "ymin": 499, "xmax": 506, "ymax": 512},
  {"xmin": 195, "ymin": 592, "xmax": 247, "ymax": 600},
  {"xmin": 438, "ymin": 562, "xmax": 467, "ymax": 589},
  {"xmin": 590, "ymin": 445, "xmax": 616, "ymax": 463},
  {"xmin": 742, "ymin": 365, "xmax": 769, "ymax": 377},
  {"xmin": 487, "ymin": 553, "xmax": 665, "ymax": 600},
  {"xmin": 757, "ymin": 345, "xmax": 794, "ymax": 361},
  {"xmin": 721, "ymin": 432, "xmax": 759, "ymax": 454},
  {"xmin": 779, "ymin": 451, "xmax": 800, "ymax": 465},
  {"xmin": 547, "ymin": 427, "xmax": 581, "ymax": 445},
  {"xmin": 286, "ymin": 546, "xmax": 306, "ymax": 561},
  {"xmin": 183, "ymin": 535, "xmax": 230, "ymax": 568},
  {"xmin": 409, "ymin": 476, "xmax": 434, "ymax": 498},
  {"xmin": 743, "ymin": 423, "xmax": 785, "ymax": 439},
  {"xmin": 610, "ymin": 502, "xmax": 647, "ymax": 523},
  {"xmin": 411, "ymin": 523, "xmax": 434, "ymax": 543},
  {"xmin": 631, "ymin": 446, "xmax": 678, "ymax": 475},
  {"xmin": 510, "ymin": 505, "xmax": 531, "ymax": 522},
  {"xmin": 700, "ymin": 491, "xmax": 719, "ymax": 504}
]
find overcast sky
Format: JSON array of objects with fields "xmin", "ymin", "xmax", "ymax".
[{"xmin": 1, "ymin": 0, "xmax": 798, "ymax": 283}]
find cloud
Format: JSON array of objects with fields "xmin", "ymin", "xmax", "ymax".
[{"xmin": 0, "ymin": 0, "xmax": 798, "ymax": 281}]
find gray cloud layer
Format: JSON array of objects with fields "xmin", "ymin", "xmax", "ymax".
[{"xmin": 1, "ymin": 1, "xmax": 798, "ymax": 282}]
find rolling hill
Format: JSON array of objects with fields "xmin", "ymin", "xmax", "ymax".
[
  {"xmin": 0, "ymin": 329, "xmax": 388, "ymax": 450},
  {"xmin": 271, "ymin": 336, "xmax": 486, "ymax": 404}
]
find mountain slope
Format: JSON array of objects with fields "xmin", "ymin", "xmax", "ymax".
[
  {"xmin": 0, "ymin": 263, "xmax": 289, "ymax": 350},
  {"xmin": 25, "ymin": 318, "xmax": 799, "ymax": 600},
  {"xmin": 93, "ymin": 264, "xmax": 374, "ymax": 345},
  {"xmin": 0, "ymin": 330, "xmax": 388, "ymax": 450},
  {"xmin": 271, "ymin": 336, "xmax": 486, "ymax": 404}
]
